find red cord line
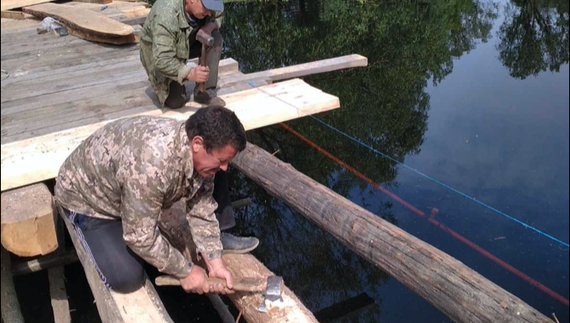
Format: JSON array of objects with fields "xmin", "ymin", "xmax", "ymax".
[{"xmin": 280, "ymin": 122, "xmax": 569, "ymax": 307}]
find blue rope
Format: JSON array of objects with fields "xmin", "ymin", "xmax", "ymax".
[
  {"xmin": 246, "ymin": 80, "xmax": 569, "ymax": 248},
  {"xmin": 309, "ymin": 116, "xmax": 570, "ymax": 248}
]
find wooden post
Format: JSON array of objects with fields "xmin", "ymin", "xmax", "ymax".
[
  {"xmin": 1, "ymin": 247, "xmax": 25, "ymax": 323},
  {"xmin": 231, "ymin": 143, "xmax": 551, "ymax": 323}
]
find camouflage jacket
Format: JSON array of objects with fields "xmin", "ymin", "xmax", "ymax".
[
  {"xmin": 139, "ymin": 0, "xmax": 222, "ymax": 106},
  {"xmin": 55, "ymin": 117, "xmax": 222, "ymax": 279}
]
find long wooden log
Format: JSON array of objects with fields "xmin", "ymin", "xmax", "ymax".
[{"xmin": 231, "ymin": 143, "xmax": 551, "ymax": 323}]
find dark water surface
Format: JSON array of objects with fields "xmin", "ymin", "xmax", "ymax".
[
  {"xmin": 224, "ymin": 0, "xmax": 569, "ymax": 322},
  {"xmin": 14, "ymin": 0, "xmax": 568, "ymax": 322}
]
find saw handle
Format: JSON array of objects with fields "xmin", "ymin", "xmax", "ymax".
[{"xmin": 155, "ymin": 275, "xmax": 266, "ymax": 292}]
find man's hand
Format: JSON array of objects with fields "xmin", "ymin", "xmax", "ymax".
[
  {"xmin": 186, "ymin": 66, "xmax": 210, "ymax": 82},
  {"xmin": 179, "ymin": 265, "xmax": 210, "ymax": 294},
  {"xmin": 202, "ymin": 253, "xmax": 235, "ymax": 295}
]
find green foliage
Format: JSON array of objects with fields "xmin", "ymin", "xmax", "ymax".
[{"xmin": 497, "ymin": 0, "xmax": 569, "ymax": 79}]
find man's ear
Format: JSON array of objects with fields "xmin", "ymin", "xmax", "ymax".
[{"xmin": 190, "ymin": 136, "xmax": 204, "ymax": 154}]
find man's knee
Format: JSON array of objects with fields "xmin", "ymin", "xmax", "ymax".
[{"xmin": 106, "ymin": 268, "xmax": 144, "ymax": 293}]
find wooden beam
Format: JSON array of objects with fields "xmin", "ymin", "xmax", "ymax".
[
  {"xmin": 57, "ymin": 204, "xmax": 174, "ymax": 323},
  {"xmin": 1, "ymin": 247, "xmax": 25, "ymax": 323},
  {"xmin": 48, "ymin": 266, "xmax": 71, "ymax": 323},
  {"xmin": 219, "ymin": 54, "xmax": 368, "ymax": 87},
  {"xmin": 1, "ymin": 10, "xmax": 25, "ymax": 19},
  {"xmin": 231, "ymin": 143, "xmax": 552, "ymax": 323},
  {"xmin": 1, "ymin": 183, "xmax": 58, "ymax": 257},
  {"xmin": 1, "ymin": 0, "xmax": 53, "ymax": 11},
  {"xmin": 22, "ymin": 3, "xmax": 137, "ymax": 45},
  {"xmin": 1, "ymin": 78, "xmax": 339, "ymax": 192}
]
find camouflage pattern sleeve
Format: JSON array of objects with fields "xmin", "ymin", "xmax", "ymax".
[
  {"xmin": 151, "ymin": 14, "xmax": 192, "ymax": 84},
  {"xmin": 120, "ymin": 168, "xmax": 191, "ymax": 279},
  {"xmin": 186, "ymin": 179, "xmax": 223, "ymax": 260}
]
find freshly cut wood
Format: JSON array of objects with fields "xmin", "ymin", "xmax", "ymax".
[
  {"xmin": 22, "ymin": 3, "xmax": 137, "ymax": 45},
  {"xmin": 1, "ymin": 183, "xmax": 58, "ymax": 257},
  {"xmin": 219, "ymin": 54, "xmax": 368, "ymax": 87},
  {"xmin": 231, "ymin": 143, "xmax": 552, "ymax": 323},
  {"xmin": 1, "ymin": 79, "xmax": 339, "ymax": 191},
  {"xmin": 58, "ymin": 204, "xmax": 174, "ymax": 323},
  {"xmin": 1, "ymin": 10, "xmax": 25, "ymax": 19},
  {"xmin": 158, "ymin": 200, "xmax": 318, "ymax": 323},
  {"xmin": 1, "ymin": 0, "xmax": 53, "ymax": 11}
]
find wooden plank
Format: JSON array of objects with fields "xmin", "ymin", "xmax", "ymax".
[
  {"xmin": 1, "ymin": 79, "xmax": 339, "ymax": 191},
  {"xmin": 231, "ymin": 143, "xmax": 552, "ymax": 323},
  {"xmin": 1, "ymin": 247, "xmax": 25, "ymax": 323},
  {"xmin": 1, "ymin": 10, "xmax": 25, "ymax": 19},
  {"xmin": 1, "ymin": 0, "xmax": 53, "ymax": 11},
  {"xmin": 219, "ymin": 54, "xmax": 368, "ymax": 86},
  {"xmin": 1, "ymin": 183, "xmax": 58, "ymax": 257},
  {"xmin": 58, "ymin": 204, "xmax": 173, "ymax": 323},
  {"xmin": 22, "ymin": 3, "xmax": 137, "ymax": 45},
  {"xmin": 72, "ymin": 0, "xmax": 112, "ymax": 4},
  {"xmin": 48, "ymin": 266, "xmax": 71, "ymax": 323}
]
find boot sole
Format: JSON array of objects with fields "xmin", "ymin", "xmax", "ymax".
[{"xmin": 222, "ymin": 239, "xmax": 260, "ymax": 254}]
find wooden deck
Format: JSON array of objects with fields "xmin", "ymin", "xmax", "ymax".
[
  {"xmin": 0, "ymin": 15, "xmax": 361, "ymax": 323},
  {"xmin": 1, "ymin": 18, "xmax": 240, "ymax": 144}
]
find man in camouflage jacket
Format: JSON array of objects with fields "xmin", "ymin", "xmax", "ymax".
[
  {"xmin": 55, "ymin": 106, "xmax": 248, "ymax": 294},
  {"xmin": 140, "ymin": 0, "xmax": 224, "ymax": 108}
]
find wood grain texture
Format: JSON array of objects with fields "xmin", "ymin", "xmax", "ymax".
[
  {"xmin": 1, "ymin": 79, "xmax": 339, "ymax": 191},
  {"xmin": 158, "ymin": 200, "xmax": 318, "ymax": 323},
  {"xmin": 58, "ymin": 204, "xmax": 174, "ymax": 323},
  {"xmin": 22, "ymin": 3, "xmax": 136, "ymax": 44},
  {"xmin": 231, "ymin": 143, "xmax": 552, "ymax": 323},
  {"xmin": 1, "ymin": 183, "xmax": 58, "ymax": 256},
  {"xmin": 1, "ymin": 0, "xmax": 53, "ymax": 11}
]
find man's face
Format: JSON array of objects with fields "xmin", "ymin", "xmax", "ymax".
[
  {"xmin": 191, "ymin": 138, "xmax": 237, "ymax": 178},
  {"xmin": 185, "ymin": 0, "xmax": 212, "ymax": 19}
]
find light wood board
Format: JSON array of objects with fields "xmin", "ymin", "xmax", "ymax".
[
  {"xmin": 1, "ymin": 79, "xmax": 339, "ymax": 191},
  {"xmin": 22, "ymin": 3, "xmax": 136, "ymax": 44}
]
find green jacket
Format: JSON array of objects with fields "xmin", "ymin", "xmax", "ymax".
[{"xmin": 139, "ymin": 0, "xmax": 221, "ymax": 106}]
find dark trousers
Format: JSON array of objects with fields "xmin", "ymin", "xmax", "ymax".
[
  {"xmin": 65, "ymin": 171, "xmax": 234, "ymax": 293},
  {"xmin": 164, "ymin": 29, "xmax": 223, "ymax": 109}
]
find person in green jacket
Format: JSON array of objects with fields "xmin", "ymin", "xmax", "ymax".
[
  {"xmin": 139, "ymin": 0, "xmax": 259, "ymax": 259},
  {"xmin": 140, "ymin": 0, "xmax": 225, "ymax": 108}
]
